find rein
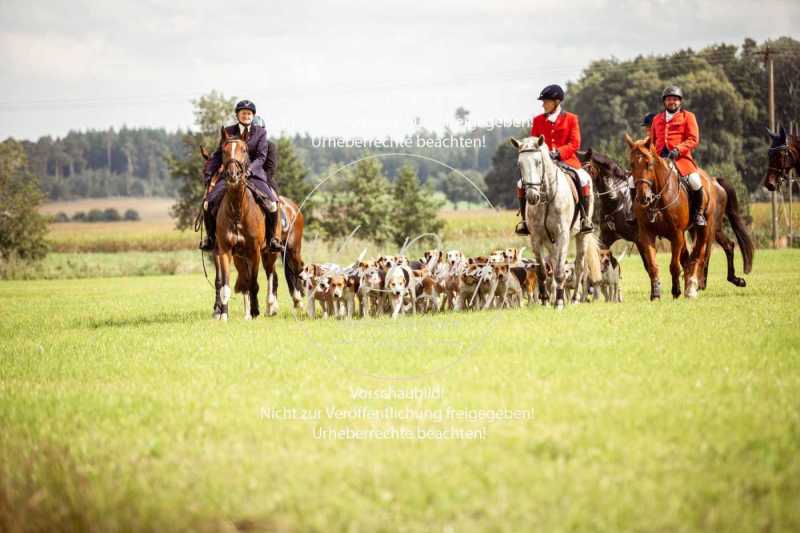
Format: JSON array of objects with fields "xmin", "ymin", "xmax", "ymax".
[
  {"xmin": 519, "ymin": 148, "xmax": 559, "ymax": 243},
  {"xmin": 634, "ymin": 159, "xmax": 681, "ymax": 222}
]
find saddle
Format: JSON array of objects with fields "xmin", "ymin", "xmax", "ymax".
[
  {"xmin": 555, "ymin": 162, "xmax": 580, "ymax": 204},
  {"xmin": 246, "ymin": 182, "xmax": 288, "ymax": 228}
]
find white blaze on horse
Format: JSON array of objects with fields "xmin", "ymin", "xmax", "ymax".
[{"xmin": 511, "ymin": 136, "xmax": 602, "ymax": 310}]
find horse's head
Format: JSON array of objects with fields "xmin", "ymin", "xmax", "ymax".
[
  {"xmin": 219, "ymin": 126, "xmax": 250, "ymax": 187},
  {"xmin": 764, "ymin": 125, "xmax": 794, "ymax": 192},
  {"xmin": 625, "ymin": 133, "xmax": 660, "ymax": 207},
  {"xmin": 584, "ymin": 148, "xmax": 627, "ymax": 202},
  {"xmin": 510, "ymin": 135, "xmax": 551, "ymax": 205}
]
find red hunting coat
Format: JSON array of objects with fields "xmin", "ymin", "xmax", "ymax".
[
  {"xmin": 530, "ymin": 111, "xmax": 582, "ymax": 169},
  {"xmin": 649, "ymin": 109, "xmax": 699, "ymax": 175}
]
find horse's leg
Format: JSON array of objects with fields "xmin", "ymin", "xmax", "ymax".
[
  {"xmin": 685, "ymin": 226, "xmax": 710, "ymax": 299},
  {"xmin": 637, "ymin": 231, "xmax": 661, "ymax": 301},
  {"xmin": 669, "ymin": 232, "xmax": 685, "ymax": 299},
  {"xmin": 552, "ymin": 236, "xmax": 570, "ymax": 310},
  {"xmin": 263, "ymin": 251, "xmax": 279, "ymax": 316},
  {"xmin": 714, "ymin": 228, "xmax": 742, "ymax": 287},
  {"xmin": 213, "ymin": 252, "xmax": 223, "ymax": 319},
  {"xmin": 233, "ymin": 255, "xmax": 251, "ymax": 320},
  {"xmin": 250, "ymin": 248, "xmax": 261, "ymax": 318},
  {"xmin": 219, "ymin": 252, "xmax": 232, "ymax": 321}
]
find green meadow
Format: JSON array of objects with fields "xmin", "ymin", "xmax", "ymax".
[{"xmin": 1, "ymin": 248, "xmax": 798, "ymax": 532}]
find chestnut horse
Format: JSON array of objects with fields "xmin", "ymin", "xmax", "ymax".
[
  {"xmin": 625, "ymin": 134, "xmax": 719, "ymax": 300},
  {"xmin": 206, "ymin": 132, "xmax": 305, "ymax": 319},
  {"xmin": 212, "ymin": 128, "xmax": 268, "ymax": 320},
  {"xmin": 582, "ymin": 148, "xmax": 753, "ymax": 289},
  {"xmin": 764, "ymin": 125, "xmax": 800, "ymax": 192}
]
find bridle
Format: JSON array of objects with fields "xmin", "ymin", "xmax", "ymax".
[
  {"xmin": 584, "ymin": 160, "xmax": 630, "ymax": 198},
  {"xmin": 632, "ymin": 153, "xmax": 681, "ymax": 222},
  {"xmin": 767, "ymin": 142, "xmax": 798, "ymax": 188},
  {"xmin": 518, "ymin": 147, "xmax": 557, "ymax": 206},
  {"xmin": 221, "ymin": 139, "xmax": 250, "ymax": 185}
]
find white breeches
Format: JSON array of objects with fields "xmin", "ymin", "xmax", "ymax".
[
  {"xmin": 686, "ymin": 172, "xmax": 702, "ymax": 191},
  {"xmin": 575, "ymin": 168, "xmax": 591, "ymax": 187}
]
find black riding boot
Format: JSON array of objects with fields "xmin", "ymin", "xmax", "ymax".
[
  {"xmin": 267, "ymin": 211, "xmax": 285, "ymax": 253},
  {"xmin": 578, "ymin": 191, "xmax": 593, "ymax": 234},
  {"xmin": 514, "ymin": 196, "xmax": 529, "ymax": 235},
  {"xmin": 199, "ymin": 209, "xmax": 216, "ymax": 251},
  {"xmin": 689, "ymin": 188, "xmax": 707, "ymax": 227}
]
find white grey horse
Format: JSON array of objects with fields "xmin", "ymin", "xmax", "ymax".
[{"xmin": 511, "ymin": 136, "xmax": 602, "ymax": 310}]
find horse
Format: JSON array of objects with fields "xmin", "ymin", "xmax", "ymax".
[
  {"xmin": 212, "ymin": 127, "xmax": 267, "ymax": 320},
  {"xmin": 511, "ymin": 136, "xmax": 602, "ymax": 310},
  {"xmin": 578, "ymin": 149, "xmax": 638, "ymax": 248},
  {"xmin": 201, "ymin": 141, "xmax": 306, "ymax": 318},
  {"xmin": 625, "ymin": 134, "xmax": 724, "ymax": 300},
  {"xmin": 582, "ymin": 148, "xmax": 753, "ymax": 289},
  {"xmin": 764, "ymin": 125, "xmax": 800, "ymax": 192}
]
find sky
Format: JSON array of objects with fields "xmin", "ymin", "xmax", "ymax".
[{"xmin": 0, "ymin": 0, "xmax": 797, "ymax": 141}]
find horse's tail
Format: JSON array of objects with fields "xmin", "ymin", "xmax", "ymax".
[
  {"xmin": 718, "ymin": 178, "xmax": 754, "ymax": 274},
  {"xmin": 584, "ymin": 233, "xmax": 603, "ymax": 283}
]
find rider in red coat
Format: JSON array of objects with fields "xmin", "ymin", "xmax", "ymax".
[
  {"xmin": 515, "ymin": 84, "xmax": 593, "ymax": 235},
  {"xmin": 649, "ymin": 86, "xmax": 706, "ymax": 226}
]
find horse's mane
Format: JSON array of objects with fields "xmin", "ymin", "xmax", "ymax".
[{"xmin": 591, "ymin": 151, "xmax": 628, "ymax": 180}]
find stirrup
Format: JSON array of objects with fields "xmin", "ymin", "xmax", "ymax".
[
  {"xmin": 269, "ymin": 237, "xmax": 285, "ymax": 253},
  {"xmin": 514, "ymin": 221, "xmax": 529, "ymax": 236},
  {"xmin": 579, "ymin": 220, "xmax": 594, "ymax": 234},
  {"xmin": 199, "ymin": 237, "xmax": 215, "ymax": 251}
]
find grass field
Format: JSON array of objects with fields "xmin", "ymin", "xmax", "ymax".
[{"xmin": 1, "ymin": 249, "xmax": 798, "ymax": 532}]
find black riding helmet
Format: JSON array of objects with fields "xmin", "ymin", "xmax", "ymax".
[
  {"xmin": 235, "ymin": 99, "xmax": 257, "ymax": 114},
  {"xmin": 661, "ymin": 86, "xmax": 683, "ymax": 100},
  {"xmin": 642, "ymin": 112, "xmax": 657, "ymax": 127},
  {"xmin": 538, "ymin": 84, "xmax": 565, "ymax": 101}
]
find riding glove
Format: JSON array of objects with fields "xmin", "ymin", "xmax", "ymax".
[{"xmin": 668, "ymin": 148, "xmax": 680, "ymax": 160}]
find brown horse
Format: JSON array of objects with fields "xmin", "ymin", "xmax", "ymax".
[
  {"xmin": 213, "ymin": 127, "xmax": 267, "ymax": 320},
  {"xmin": 625, "ymin": 134, "xmax": 719, "ymax": 300},
  {"xmin": 582, "ymin": 148, "xmax": 753, "ymax": 289},
  {"xmin": 203, "ymin": 134, "xmax": 306, "ymax": 319},
  {"xmin": 764, "ymin": 125, "xmax": 800, "ymax": 192}
]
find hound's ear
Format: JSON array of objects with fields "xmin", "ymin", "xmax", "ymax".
[
  {"xmin": 536, "ymin": 135, "xmax": 545, "ymax": 147},
  {"xmin": 624, "ymin": 133, "xmax": 635, "ymax": 148},
  {"xmin": 200, "ymin": 146, "xmax": 210, "ymax": 160},
  {"xmin": 509, "ymin": 137, "xmax": 522, "ymax": 149}
]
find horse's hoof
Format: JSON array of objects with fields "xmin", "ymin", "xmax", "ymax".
[
  {"xmin": 731, "ymin": 278, "xmax": 746, "ymax": 287},
  {"xmin": 244, "ymin": 314, "xmax": 252, "ymax": 321},
  {"xmin": 650, "ymin": 295, "xmax": 660, "ymax": 302},
  {"xmin": 213, "ymin": 312, "xmax": 221, "ymax": 320},
  {"xmin": 220, "ymin": 313, "xmax": 228, "ymax": 321},
  {"xmin": 555, "ymin": 300, "xmax": 565, "ymax": 311}
]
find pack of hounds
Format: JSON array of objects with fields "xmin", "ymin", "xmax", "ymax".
[{"xmin": 300, "ymin": 246, "xmax": 623, "ymax": 319}]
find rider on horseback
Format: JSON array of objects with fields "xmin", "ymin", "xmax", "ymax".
[
  {"xmin": 515, "ymin": 84, "xmax": 593, "ymax": 235},
  {"xmin": 649, "ymin": 86, "xmax": 706, "ymax": 227},
  {"xmin": 200, "ymin": 100, "xmax": 284, "ymax": 252}
]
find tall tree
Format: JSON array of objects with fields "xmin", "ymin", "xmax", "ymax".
[
  {"xmin": 0, "ymin": 139, "xmax": 49, "ymax": 262},
  {"xmin": 390, "ymin": 163, "xmax": 445, "ymax": 247},
  {"xmin": 168, "ymin": 91, "xmax": 237, "ymax": 230}
]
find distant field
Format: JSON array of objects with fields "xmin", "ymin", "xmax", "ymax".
[
  {"xmin": 40, "ymin": 196, "xmax": 176, "ymax": 221},
  {"xmin": 1, "ymin": 250, "xmax": 798, "ymax": 532}
]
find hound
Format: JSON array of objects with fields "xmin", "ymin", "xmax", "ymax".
[
  {"xmin": 385, "ymin": 264, "xmax": 416, "ymax": 319},
  {"xmin": 494, "ymin": 263, "xmax": 524, "ymax": 308},
  {"xmin": 598, "ymin": 249, "xmax": 623, "ymax": 302}
]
